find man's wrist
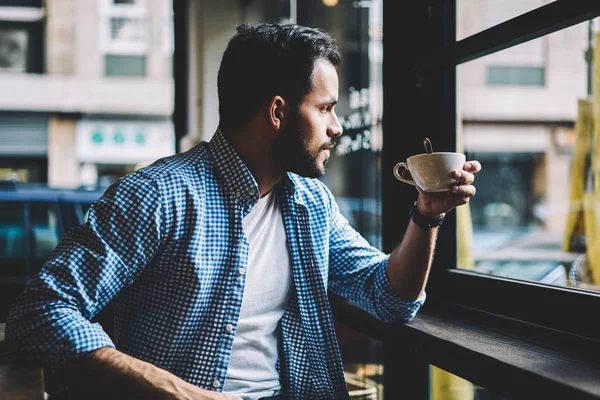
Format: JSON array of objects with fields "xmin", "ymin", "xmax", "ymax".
[
  {"xmin": 410, "ymin": 201, "xmax": 445, "ymax": 230},
  {"xmin": 415, "ymin": 200, "xmax": 443, "ymax": 219}
]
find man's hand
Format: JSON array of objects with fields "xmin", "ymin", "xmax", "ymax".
[
  {"xmin": 405, "ymin": 160, "xmax": 481, "ymax": 219},
  {"xmin": 65, "ymin": 347, "xmax": 243, "ymax": 400}
]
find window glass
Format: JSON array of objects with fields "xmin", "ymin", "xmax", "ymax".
[
  {"xmin": 105, "ymin": 54, "xmax": 146, "ymax": 77},
  {"xmin": 109, "ymin": 16, "xmax": 147, "ymax": 45},
  {"xmin": 456, "ymin": 0, "xmax": 555, "ymax": 41},
  {"xmin": 301, "ymin": 0, "xmax": 385, "ymax": 252},
  {"xmin": 0, "ymin": 22, "xmax": 44, "ymax": 74},
  {"xmin": 298, "ymin": 0, "xmax": 385, "ymax": 398},
  {"xmin": 457, "ymin": 20, "xmax": 600, "ymax": 293},
  {"xmin": 487, "ymin": 66, "xmax": 545, "ymax": 87},
  {"xmin": 0, "ymin": 201, "xmax": 25, "ymax": 278},
  {"xmin": 101, "ymin": 0, "xmax": 150, "ymax": 78}
]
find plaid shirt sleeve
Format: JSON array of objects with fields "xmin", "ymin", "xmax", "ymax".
[
  {"xmin": 5, "ymin": 172, "xmax": 164, "ymax": 369},
  {"xmin": 325, "ymin": 187, "xmax": 425, "ymax": 323}
]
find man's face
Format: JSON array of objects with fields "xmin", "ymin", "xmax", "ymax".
[{"xmin": 273, "ymin": 61, "xmax": 343, "ymax": 178}]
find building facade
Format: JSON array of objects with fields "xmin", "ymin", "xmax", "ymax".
[{"xmin": 0, "ymin": 0, "xmax": 175, "ymax": 188}]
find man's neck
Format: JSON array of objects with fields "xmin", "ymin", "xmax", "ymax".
[{"xmin": 227, "ymin": 129, "xmax": 285, "ymax": 198}]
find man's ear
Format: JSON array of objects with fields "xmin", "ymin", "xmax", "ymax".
[{"xmin": 268, "ymin": 96, "xmax": 288, "ymax": 132}]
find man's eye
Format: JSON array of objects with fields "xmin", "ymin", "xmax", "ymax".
[{"xmin": 322, "ymin": 106, "xmax": 331, "ymax": 113}]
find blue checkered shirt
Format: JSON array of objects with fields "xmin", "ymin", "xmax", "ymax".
[{"xmin": 6, "ymin": 129, "xmax": 425, "ymax": 399}]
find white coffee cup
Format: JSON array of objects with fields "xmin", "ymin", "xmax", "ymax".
[{"xmin": 393, "ymin": 152, "xmax": 466, "ymax": 192}]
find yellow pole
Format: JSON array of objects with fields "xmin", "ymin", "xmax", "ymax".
[
  {"xmin": 582, "ymin": 31, "xmax": 600, "ymax": 284},
  {"xmin": 456, "ymin": 114, "xmax": 474, "ymax": 270},
  {"xmin": 563, "ymin": 99, "xmax": 592, "ymax": 254},
  {"xmin": 432, "ymin": 367, "xmax": 474, "ymax": 400}
]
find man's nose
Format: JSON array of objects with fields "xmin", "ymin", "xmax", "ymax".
[{"xmin": 328, "ymin": 113, "xmax": 343, "ymax": 138}]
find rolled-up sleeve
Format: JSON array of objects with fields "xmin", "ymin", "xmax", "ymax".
[
  {"xmin": 327, "ymin": 193, "xmax": 425, "ymax": 323},
  {"xmin": 5, "ymin": 172, "xmax": 163, "ymax": 369}
]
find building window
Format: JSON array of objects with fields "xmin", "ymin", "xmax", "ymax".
[
  {"xmin": 0, "ymin": 28, "xmax": 28, "ymax": 72},
  {"xmin": 0, "ymin": 0, "xmax": 42, "ymax": 7},
  {"xmin": 0, "ymin": 1, "xmax": 45, "ymax": 74},
  {"xmin": 487, "ymin": 65, "xmax": 545, "ymax": 86},
  {"xmin": 100, "ymin": 0, "xmax": 148, "ymax": 77},
  {"xmin": 480, "ymin": 0, "xmax": 547, "ymax": 88},
  {"xmin": 105, "ymin": 54, "xmax": 146, "ymax": 77}
]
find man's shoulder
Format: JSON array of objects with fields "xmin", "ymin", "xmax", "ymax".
[{"xmin": 133, "ymin": 142, "xmax": 212, "ymax": 190}]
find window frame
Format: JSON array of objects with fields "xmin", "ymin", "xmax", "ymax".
[
  {"xmin": 442, "ymin": 0, "xmax": 600, "ymax": 340},
  {"xmin": 382, "ymin": 0, "xmax": 600, "ymax": 342}
]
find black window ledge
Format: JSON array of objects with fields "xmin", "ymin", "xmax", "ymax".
[{"xmin": 330, "ymin": 293, "xmax": 600, "ymax": 400}]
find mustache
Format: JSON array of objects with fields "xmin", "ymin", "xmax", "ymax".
[{"xmin": 320, "ymin": 140, "xmax": 337, "ymax": 151}]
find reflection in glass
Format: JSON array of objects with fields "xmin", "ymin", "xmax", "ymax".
[
  {"xmin": 457, "ymin": 18, "xmax": 600, "ymax": 292},
  {"xmin": 298, "ymin": 1, "xmax": 385, "ymax": 398}
]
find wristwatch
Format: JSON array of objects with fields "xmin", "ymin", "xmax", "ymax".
[{"xmin": 409, "ymin": 201, "xmax": 445, "ymax": 230}]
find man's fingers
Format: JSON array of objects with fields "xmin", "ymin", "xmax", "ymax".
[
  {"xmin": 452, "ymin": 170, "xmax": 475, "ymax": 185},
  {"xmin": 463, "ymin": 160, "xmax": 481, "ymax": 173},
  {"xmin": 450, "ymin": 184, "xmax": 476, "ymax": 197}
]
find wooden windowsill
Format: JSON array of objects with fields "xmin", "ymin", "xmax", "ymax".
[{"xmin": 330, "ymin": 294, "xmax": 600, "ymax": 400}]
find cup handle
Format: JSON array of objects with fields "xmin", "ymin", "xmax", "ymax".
[{"xmin": 393, "ymin": 162, "xmax": 416, "ymax": 186}]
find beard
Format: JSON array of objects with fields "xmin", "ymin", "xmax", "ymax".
[{"xmin": 272, "ymin": 114, "xmax": 334, "ymax": 178}]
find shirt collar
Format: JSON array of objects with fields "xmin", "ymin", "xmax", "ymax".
[
  {"xmin": 209, "ymin": 128, "xmax": 302, "ymax": 205},
  {"xmin": 284, "ymin": 172, "xmax": 301, "ymax": 202},
  {"xmin": 209, "ymin": 128, "xmax": 259, "ymax": 204}
]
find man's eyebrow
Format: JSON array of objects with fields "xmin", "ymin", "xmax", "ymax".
[{"xmin": 321, "ymin": 98, "xmax": 338, "ymax": 106}]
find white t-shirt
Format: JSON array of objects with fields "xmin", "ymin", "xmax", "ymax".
[{"xmin": 222, "ymin": 189, "xmax": 293, "ymax": 400}]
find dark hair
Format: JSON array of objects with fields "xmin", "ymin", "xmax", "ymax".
[{"xmin": 217, "ymin": 23, "xmax": 342, "ymax": 133}]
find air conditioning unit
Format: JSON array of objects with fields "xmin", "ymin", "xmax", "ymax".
[{"xmin": 0, "ymin": 30, "xmax": 28, "ymax": 72}]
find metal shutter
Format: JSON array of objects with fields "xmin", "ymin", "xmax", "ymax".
[{"xmin": 0, "ymin": 112, "xmax": 48, "ymax": 156}]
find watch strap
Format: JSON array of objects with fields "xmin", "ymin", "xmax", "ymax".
[{"xmin": 409, "ymin": 201, "xmax": 445, "ymax": 230}]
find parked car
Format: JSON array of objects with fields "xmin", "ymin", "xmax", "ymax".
[{"xmin": 0, "ymin": 181, "xmax": 106, "ymax": 321}]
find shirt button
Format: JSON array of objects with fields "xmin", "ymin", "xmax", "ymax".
[
  {"xmin": 238, "ymin": 267, "xmax": 246, "ymax": 276},
  {"xmin": 235, "ymin": 191, "xmax": 241, "ymax": 198},
  {"xmin": 225, "ymin": 324, "xmax": 234, "ymax": 332},
  {"xmin": 212, "ymin": 379, "xmax": 221, "ymax": 388},
  {"xmin": 249, "ymin": 189, "xmax": 255, "ymax": 195}
]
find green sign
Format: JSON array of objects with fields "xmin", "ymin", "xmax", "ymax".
[
  {"xmin": 113, "ymin": 131, "xmax": 125, "ymax": 144},
  {"xmin": 91, "ymin": 130, "xmax": 104, "ymax": 145}
]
